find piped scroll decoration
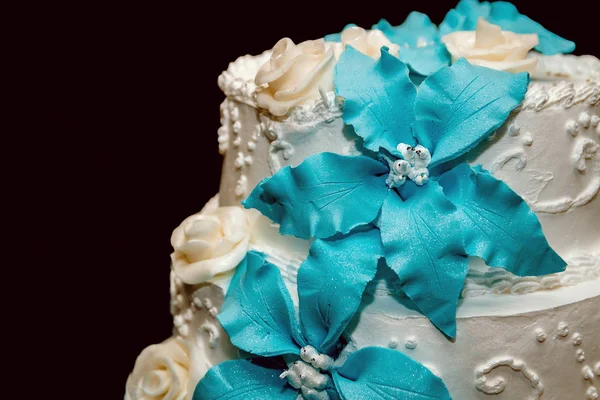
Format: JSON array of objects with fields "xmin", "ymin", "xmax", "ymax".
[{"xmin": 475, "ymin": 356, "xmax": 544, "ymax": 399}]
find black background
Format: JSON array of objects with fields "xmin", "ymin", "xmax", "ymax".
[{"xmin": 37, "ymin": 1, "xmax": 596, "ymax": 398}]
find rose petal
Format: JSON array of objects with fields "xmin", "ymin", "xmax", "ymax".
[
  {"xmin": 184, "ymin": 215, "xmax": 221, "ymax": 241},
  {"xmin": 176, "ymin": 239, "xmax": 215, "ymax": 263},
  {"xmin": 173, "ymin": 236, "xmax": 251, "ymax": 284}
]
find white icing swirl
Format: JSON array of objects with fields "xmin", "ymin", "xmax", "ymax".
[
  {"xmin": 442, "ymin": 18, "xmax": 539, "ymax": 73},
  {"xmin": 125, "ymin": 337, "xmax": 190, "ymax": 400},
  {"xmin": 519, "ymin": 81, "xmax": 599, "ymax": 112},
  {"xmin": 255, "ymin": 38, "xmax": 337, "ymax": 117},
  {"xmin": 171, "ymin": 195, "xmax": 257, "ymax": 284},
  {"xmin": 462, "ymin": 252, "xmax": 600, "ymax": 298}
]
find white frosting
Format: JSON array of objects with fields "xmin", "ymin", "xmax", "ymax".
[
  {"xmin": 255, "ymin": 38, "xmax": 337, "ymax": 117},
  {"xmin": 125, "ymin": 337, "xmax": 190, "ymax": 400},
  {"xmin": 217, "ymin": 51, "xmax": 270, "ymax": 107},
  {"xmin": 532, "ymin": 53, "xmax": 600, "ymax": 81},
  {"xmin": 519, "ymin": 80, "xmax": 599, "ymax": 112},
  {"xmin": 170, "ymin": 195, "xmax": 257, "ymax": 284},
  {"xmin": 442, "ymin": 18, "xmax": 539, "ymax": 74},
  {"xmin": 346, "ymin": 293, "xmax": 600, "ymax": 400}
]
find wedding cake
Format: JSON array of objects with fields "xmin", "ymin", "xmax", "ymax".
[{"xmin": 126, "ymin": 1, "xmax": 600, "ymax": 399}]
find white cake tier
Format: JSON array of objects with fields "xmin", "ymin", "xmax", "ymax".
[
  {"xmin": 217, "ymin": 52, "xmax": 600, "ymax": 295},
  {"xmin": 170, "ymin": 208, "xmax": 600, "ymax": 400}
]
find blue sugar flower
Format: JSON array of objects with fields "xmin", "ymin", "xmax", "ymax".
[
  {"xmin": 372, "ymin": 12, "xmax": 451, "ymax": 76},
  {"xmin": 194, "ymin": 251, "xmax": 452, "ymax": 400},
  {"xmin": 325, "ymin": 12, "xmax": 451, "ymax": 77},
  {"xmin": 244, "ymin": 47, "xmax": 566, "ymax": 338},
  {"xmin": 439, "ymin": 0, "xmax": 575, "ymax": 54}
]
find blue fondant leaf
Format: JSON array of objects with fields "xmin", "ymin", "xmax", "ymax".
[
  {"xmin": 488, "ymin": 2, "xmax": 575, "ymax": 54},
  {"xmin": 324, "ymin": 23, "xmax": 358, "ymax": 42},
  {"xmin": 439, "ymin": 0, "xmax": 491, "ymax": 36},
  {"xmin": 243, "ymin": 153, "xmax": 389, "ymax": 240},
  {"xmin": 217, "ymin": 251, "xmax": 304, "ymax": 357},
  {"xmin": 298, "ymin": 228, "xmax": 384, "ymax": 355},
  {"xmin": 399, "ymin": 44, "xmax": 451, "ymax": 77},
  {"xmin": 332, "ymin": 347, "xmax": 452, "ymax": 400},
  {"xmin": 335, "ymin": 46, "xmax": 417, "ymax": 153},
  {"xmin": 439, "ymin": 0, "xmax": 575, "ymax": 54},
  {"xmin": 373, "ymin": 13, "xmax": 439, "ymax": 47},
  {"xmin": 413, "ymin": 58, "xmax": 529, "ymax": 167},
  {"xmin": 194, "ymin": 360, "xmax": 297, "ymax": 400},
  {"xmin": 379, "ymin": 182, "xmax": 468, "ymax": 338},
  {"xmin": 437, "ymin": 163, "xmax": 567, "ymax": 276}
]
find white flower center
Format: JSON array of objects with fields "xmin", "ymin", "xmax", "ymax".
[
  {"xmin": 280, "ymin": 346, "xmax": 334, "ymax": 400},
  {"xmin": 386, "ymin": 143, "xmax": 431, "ymax": 188}
]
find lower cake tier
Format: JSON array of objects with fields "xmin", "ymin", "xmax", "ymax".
[
  {"xmin": 346, "ymin": 281, "xmax": 600, "ymax": 400},
  {"xmin": 161, "ymin": 274, "xmax": 599, "ymax": 400}
]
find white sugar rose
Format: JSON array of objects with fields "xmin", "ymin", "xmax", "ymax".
[
  {"xmin": 255, "ymin": 38, "xmax": 337, "ymax": 116},
  {"xmin": 337, "ymin": 26, "xmax": 400, "ymax": 60},
  {"xmin": 171, "ymin": 195, "xmax": 256, "ymax": 284},
  {"xmin": 125, "ymin": 337, "xmax": 190, "ymax": 400},
  {"xmin": 441, "ymin": 18, "xmax": 539, "ymax": 73}
]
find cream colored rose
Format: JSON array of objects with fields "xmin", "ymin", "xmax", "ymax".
[
  {"xmin": 337, "ymin": 26, "xmax": 400, "ymax": 60},
  {"xmin": 255, "ymin": 38, "xmax": 337, "ymax": 116},
  {"xmin": 441, "ymin": 18, "xmax": 539, "ymax": 73},
  {"xmin": 125, "ymin": 337, "xmax": 190, "ymax": 400},
  {"xmin": 171, "ymin": 195, "xmax": 255, "ymax": 284}
]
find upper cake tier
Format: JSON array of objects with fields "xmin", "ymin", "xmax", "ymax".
[{"xmin": 218, "ymin": 49, "xmax": 600, "ymax": 261}]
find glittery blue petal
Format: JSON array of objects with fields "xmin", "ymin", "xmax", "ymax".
[
  {"xmin": 440, "ymin": 0, "xmax": 575, "ymax": 54},
  {"xmin": 437, "ymin": 163, "xmax": 567, "ymax": 276},
  {"xmin": 243, "ymin": 153, "xmax": 389, "ymax": 240},
  {"xmin": 413, "ymin": 58, "xmax": 529, "ymax": 168},
  {"xmin": 298, "ymin": 228, "xmax": 383, "ymax": 355},
  {"xmin": 335, "ymin": 46, "xmax": 417, "ymax": 153},
  {"xmin": 332, "ymin": 347, "xmax": 452, "ymax": 400},
  {"xmin": 399, "ymin": 44, "xmax": 451, "ymax": 77},
  {"xmin": 439, "ymin": 0, "xmax": 491, "ymax": 36},
  {"xmin": 217, "ymin": 251, "xmax": 305, "ymax": 357},
  {"xmin": 371, "ymin": 14, "xmax": 451, "ymax": 76},
  {"xmin": 194, "ymin": 360, "xmax": 297, "ymax": 400},
  {"xmin": 379, "ymin": 182, "xmax": 468, "ymax": 338},
  {"xmin": 373, "ymin": 13, "xmax": 439, "ymax": 47}
]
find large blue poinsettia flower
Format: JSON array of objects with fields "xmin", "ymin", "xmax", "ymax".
[
  {"xmin": 244, "ymin": 47, "xmax": 566, "ymax": 338},
  {"xmin": 439, "ymin": 0, "xmax": 575, "ymax": 54},
  {"xmin": 194, "ymin": 251, "xmax": 452, "ymax": 400}
]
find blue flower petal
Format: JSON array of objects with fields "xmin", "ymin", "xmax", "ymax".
[
  {"xmin": 439, "ymin": 0, "xmax": 491, "ymax": 36},
  {"xmin": 439, "ymin": 0, "xmax": 575, "ymax": 54},
  {"xmin": 399, "ymin": 44, "xmax": 451, "ymax": 77},
  {"xmin": 243, "ymin": 153, "xmax": 389, "ymax": 240},
  {"xmin": 332, "ymin": 347, "xmax": 452, "ymax": 400},
  {"xmin": 373, "ymin": 13, "xmax": 439, "ymax": 47},
  {"xmin": 217, "ymin": 251, "xmax": 305, "ymax": 357},
  {"xmin": 413, "ymin": 58, "xmax": 529, "ymax": 168},
  {"xmin": 379, "ymin": 182, "xmax": 468, "ymax": 338},
  {"xmin": 335, "ymin": 46, "xmax": 417, "ymax": 153},
  {"xmin": 488, "ymin": 2, "xmax": 575, "ymax": 54},
  {"xmin": 194, "ymin": 360, "xmax": 298, "ymax": 400},
  {"xmin": 437, "ymin": 163, "xmax": 567, "ymax": 276},
  {"xmin": 298, "ymin": 227, "xmax": 384, "ymax": 355}
]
